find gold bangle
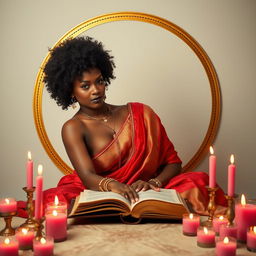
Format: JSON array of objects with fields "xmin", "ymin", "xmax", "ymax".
[
  {"xmin": 99, "ymin": 177, "xmax": 108, "ymax": 191},
  {"xmin": 149, "ymin": 178, "xmax": 162, "ymax": 188},
  {"xmin": 104, "ymin": 178, "xmax": 116, "ymax": 192}
]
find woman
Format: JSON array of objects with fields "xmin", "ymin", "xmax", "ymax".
[{"xmin": 19, "ymin": 37, "xmax": 226, "ymax": 217}]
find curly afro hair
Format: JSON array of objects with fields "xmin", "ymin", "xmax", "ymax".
[{"xmin": 43, "ymin": 37, "xmax": 116, "ymax": 110}]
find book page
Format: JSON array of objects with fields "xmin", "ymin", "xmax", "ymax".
[
  {"xmin": 78, "ymin": 190, "xmax": 130, "ymax": 205},
  {"xmin": 131, "ymin": 189, "xmax": 182, "ymax": 208}
]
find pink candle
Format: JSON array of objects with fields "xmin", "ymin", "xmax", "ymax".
[
  {"xmin": 0, "ymin": 237, "xmax": 18, "ymax": 256},
  {"xmin": 35, "ymin": 165, "xmax": 43, "ymax": 220},
  {"xmin": 219, "ymin": 224, "xmax": 237, "ymax": 239},
  {"xmin": 216, "ymin": 237, "xmax": 236, "ymax": 256},
  {"xmin": 33, "ymin": 237, "xmax": 54, "ymax": 256},
  {"xmin": 228, "ymin": 154, "xmax": 236, "ymax": 197},
  {"xmin": 45, "ymin": 209, "xmax": 67, "ymax": 242},
  {"xmin": 15, "ymin": 228, "xmax": 34, "ymax": 250},
  {"xmin": 46, "ymin": 196, "xmax": 67, "ymax": 213},
  {"xmin": 213, "ymin": 215, "xmax": 229, "ymax": 234},
  {"xmin": 235, "ymin": 195, "xmax": 256, "ymax": 242},
  {"xmin": 247, "ymin": 226, "xmax": 256, "ymax": 252},
  {"xmin": 182, "ymin": 213, "xmax": 200, "ymax": 236},
  {"xmin": 209, "ymin": 146, "xmax": 216, "ymax": 188},
  {"xmin": 0, "ymin": 198, "xmax": 17, "ymax": 213},
  {"xmin": 197, "ymin": 226, "xmax": 216, "ymax": 248},
  {"xmin": 26, "ymin": 151, "xmax": 33, "ymax": 189}
]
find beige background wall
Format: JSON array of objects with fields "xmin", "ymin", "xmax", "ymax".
[{"xmin": 0, "ymin": 0, "xmax": 255, "ymax": 201}]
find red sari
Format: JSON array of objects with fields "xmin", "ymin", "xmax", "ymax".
[{"xmin": 18, "ymin": 102, "xmax": 226, "ymax": 217}]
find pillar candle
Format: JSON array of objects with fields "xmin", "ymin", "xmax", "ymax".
[
  {"xmin": 228, "ymin": 154, "xmax": 236, "ymax": 197},
  {"xmin": 209, "ymin": 146, "xmax": 216, "ymax": 188},
  {"xmin": 197, "ymin": 226, "xmax": 216, "ymax": 248},
  {"xmin": 247, "ymin": 226, "xmax": 256, "ymax": 252},
  {"xmin": 45, "ymin": 209, "xmax": 67, "ymax": 242},
  {"xmin": 33, "ymin": 237, "xmax": 54, "ymax": 256},
  {"xmin": 182, "ymin": 213, "xmax": 200, "ymax": 236},
  {"xmin": 26, "ymin": 151, "xmax": 33, "ymax": 189},
  {"xmin": 46, "ymin": 196, "xmax": 67, "ymax": 213},
  {"xmin": 216, "ymin": 237, "xmax": 237, "ymax": 256},
  {"xmin": 0, "ymin": 237, "xmax": 18, "ymax": 256},
  {"xmin": 35, "ymin": 165, "xmax": 43, "ymax": 220},
  {"xmin": 15, "ymin": 228, "xmax": 34, "ymax": 250},
  {"xmin": 0, "ymin": 198, "xmax": 17, "ymax": 213},
  {"xmin": 235, "ymin": 195, "xmax": 256, "ymax": 242},
  {"xmin": 213, "ymin": 215, "xmax": 229, "ymax": 234}
]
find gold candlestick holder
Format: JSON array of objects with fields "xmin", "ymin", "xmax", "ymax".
[
  {"xmin": 19, "ymin": 187, "xmax": 37, "ymax": 230},
  {"xmin": 0, "ymin": 211, "xmax": 17, "ymax": 236},
  {"xmin": 225, "ymin": 195, "xmax": 235, "ymax": 226},
  {"xmin": 35, "ymin": 217, "xmax": 45, "ymax": 240},
  {"xmin": 202, "ymin": 186, "xmax": 218, "ymax": 227}
]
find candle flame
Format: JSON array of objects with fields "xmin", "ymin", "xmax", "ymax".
[
  {"xmin": 54, "ymin": 195, "xmax": 59, "ymax": 206},
  {"xmin": 22, "ymin": 228, "xmax": 28, "ymax": 235},
  {"xmin": 4, "ymin": 238, "xmax": 10, "ymax": 245},
  {"xmin": 5, "ymin": 198, "xmax": 10, "ymax": 204},
  {"xmin": 219, "ymin": 216, "xmax": 224, "ymax": 220},
  {"xmin": 40, "ymin": 237, "xmax": 46, "ymax": 244},
  {"xmin": 224, "ymin": 237, "xmax": 229, "ymax": 244},
  {"xmin": 53, "ymin": 210, "xmax": 58, "ymax": 216},
  {"xmin": 253, "ymin": 226, "xmax": 256, "ymax": 234},
  {"xmin": 210, "ymin": 146, "xmax": 214, "ymax": 155},
  {"xmin": 28, "ymin": 151, "xmax": 32, "ymax": 161},
  {"xmin": 38, "ymin": 165, "xmax": 43, "ymax": 175},
  {"xmin": 203, "ymin": 227, "xmax": 208, "ymax": 234},
  {"xmin": 230, "ymin": 154, "xmax": 234, "ymax": 164},
  {"xmin": 189, "ymin": 213, "xmax": 193, "ymax": 219},
  {"xmin": 241, "ymin": 194, "xmax": 246, "ymax": 206}
]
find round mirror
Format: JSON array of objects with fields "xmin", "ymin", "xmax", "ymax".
[{"xmin": 34, "ymin": 12, "xmax": 221, "ymax": 175}]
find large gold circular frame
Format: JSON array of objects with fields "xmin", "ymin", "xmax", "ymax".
[{"xmin": 33, "ymin": 12, "xmax": 221, "ymax": 175}]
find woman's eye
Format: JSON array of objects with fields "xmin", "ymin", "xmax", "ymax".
[{"xmin": 81, "ymin": 84, "xmax": 90, "ymax": 89}]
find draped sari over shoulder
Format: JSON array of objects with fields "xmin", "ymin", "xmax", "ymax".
[{"xmin": 18, "ymin": 102, "xmax": 226, "ymax": 217}]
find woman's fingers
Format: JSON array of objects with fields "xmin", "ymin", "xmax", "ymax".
[
  {"xmin": 125, "ymin": 186, "xmax": 139, "ymax": 203},
  {"xmin": 149, "ymin": 183, "xmax": 160, "ymax": 191}
]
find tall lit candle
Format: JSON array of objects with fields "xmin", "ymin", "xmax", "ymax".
[
  {"xmin": 209, "ymin": 146, "xmax": 216, "ymax": 188},
  {"xmin": 26, "ymin": 151, "xmax": 33, "ymax": 189},
  {"xmin": 235, "ymin": 194, "xmax": 256, "ymax": 242},
  {"xmin": 35, "ymin": 165, "xmax": 43, "ymax": 220},
  {"xmin": 228, "ymin": 154, "xmax": 236, "ymax": 197}
]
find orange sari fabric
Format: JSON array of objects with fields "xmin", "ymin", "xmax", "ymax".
[{"xmin": 17, "ymin": 102, "xmax": 226, "ymax": 217}]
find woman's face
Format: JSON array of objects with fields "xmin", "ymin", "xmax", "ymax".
[{"xmin": 72, "ymin": 68, "xmax": 106, "ymax": 109}]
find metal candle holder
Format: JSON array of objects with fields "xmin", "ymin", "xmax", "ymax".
[
  {"xmin": 0, "ymin": 211, "xmax": 17, "ymax": 236},
  {"xmin": 19, "ymin": 186, "xmax": 37, "ymax": 230},
  {"xmin": 225, "ymin": 195, "xmax": 235, "ymax": 226},
  {"xmin": 35, "ymin": 217, "xmax": 45, "ymax": 240}
]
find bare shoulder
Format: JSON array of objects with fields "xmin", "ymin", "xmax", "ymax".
[{"xmin": 62, "ymin": 117, "xmax": 84, "ymax": 137}]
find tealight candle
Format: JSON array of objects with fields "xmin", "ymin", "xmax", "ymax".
[
  {"xmin": 46, "ymin": 195, "xmax": 67, "ymax": 213},
  {"xmin": 219, "ymin": 223, "xmax": 237, "ymax": 239},
  {"xmin": 0, "ymin": 237, "xmax": 18, "ymax": 256},
  {"xmin": 197, "ymin": 226, "xmax": 216, "ymax": 248},
  {"xmin": 15, "ymin": 228, "xmax": 34, "ymax": 250},
  {"xmin": 216, "ymin": 236, "xmax": 237, "ymax": 256},
  {"xmin": 0, "ymin": 198, "xmax": 17, "ymax": 213},
  {"xmin": 45, "ymin": 209, "xmax": 67, "ymax": 242},
  {"xmin": 213, "ymin": 215, "xmax": 229, "ymax": 234},
  {"xmin": 33, "ymin": 237, "xmax": 54, "ymax": 256},
  {"xmin": 247, "ymin": 226, "xmax": 256, "ymax": 252},
  {"xmin": 182, "ymin": 213, "xmax": 200, "ymax": 236},
  {"xmin": 235, "ymin": 195, "xmax": 256, "ymax": 242}
]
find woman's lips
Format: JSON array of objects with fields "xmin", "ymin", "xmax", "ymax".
[{"xmin": 91, "ymin": 96, "xmax": 103, "ymax": 103}]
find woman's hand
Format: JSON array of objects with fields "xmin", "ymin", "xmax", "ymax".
[
  {"xmin": 109, "ymin": 181, "xmax": 139, "ymax": 203},
  {"xmin": 131, "ymin": 180, "xmax": 160, "ymax": 192}
]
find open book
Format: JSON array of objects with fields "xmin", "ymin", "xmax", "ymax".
[{"xmin": 68, "ymin": 189, "xmax": 189, "ymax": 221}]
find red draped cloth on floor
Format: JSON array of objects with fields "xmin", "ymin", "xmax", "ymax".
[{"xmin": 17, "ymin": 102, "xmax": 226, "ymax": 217}]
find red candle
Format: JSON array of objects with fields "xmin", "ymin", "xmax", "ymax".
[
  {"xmin": 0, "ymin": 237, "xmax": 18, "ymax": 256},
  {"xmin": 46, "ymin": 196, "xmax": 67, "ymax": 213},
  {"xmin": 209, "ymin": 146, "xmax": 216, "ymax": 188},
  {"xmin": 235, "ymin": 195, "xmax": 256, "ymax": 242},
  {"xmin": 0, "ymin": 198, "xmax": 17, "ymax": 213},
  {"xmin": 35, "ymin": 165, "xmax": 43, "ymax": 220},
  {"xmin": 33, "ymin": 237, "xmax": 54, "ymax": 256},
  {"xmin": 219, "ymin": 224, "xmax": 237, "ymax": 239},
  {"xmin": 216, "ymin": 237, "xmax": 237, "ymax": 256},
  {"xmin": 45, "ymin": 209, "xmax": 67, "ymax": 242},
  {"xmin": 182, "ymin": 213, "xmax": 200, "ymax": 236},
  {"xmin": 247, "ymin": 226, "xmax": 256, "ymax": 252},
  {"xmin": 213, "ymin": 215, "xmax": 229, "ymax": 234},
  {"xmin": 26, "ymin": 151, "xmax": 33, "ymax": 189},
  {"xmin": 228, "ymin": 154, "xmax": 236, "ymax": 197},
  {"xmin": 197, "ymin": 226, "xmax": 216, "ymax": 248},
  {"xmin": 15, "ymin": 228, "xmax": 34, "ymax": 250}
]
